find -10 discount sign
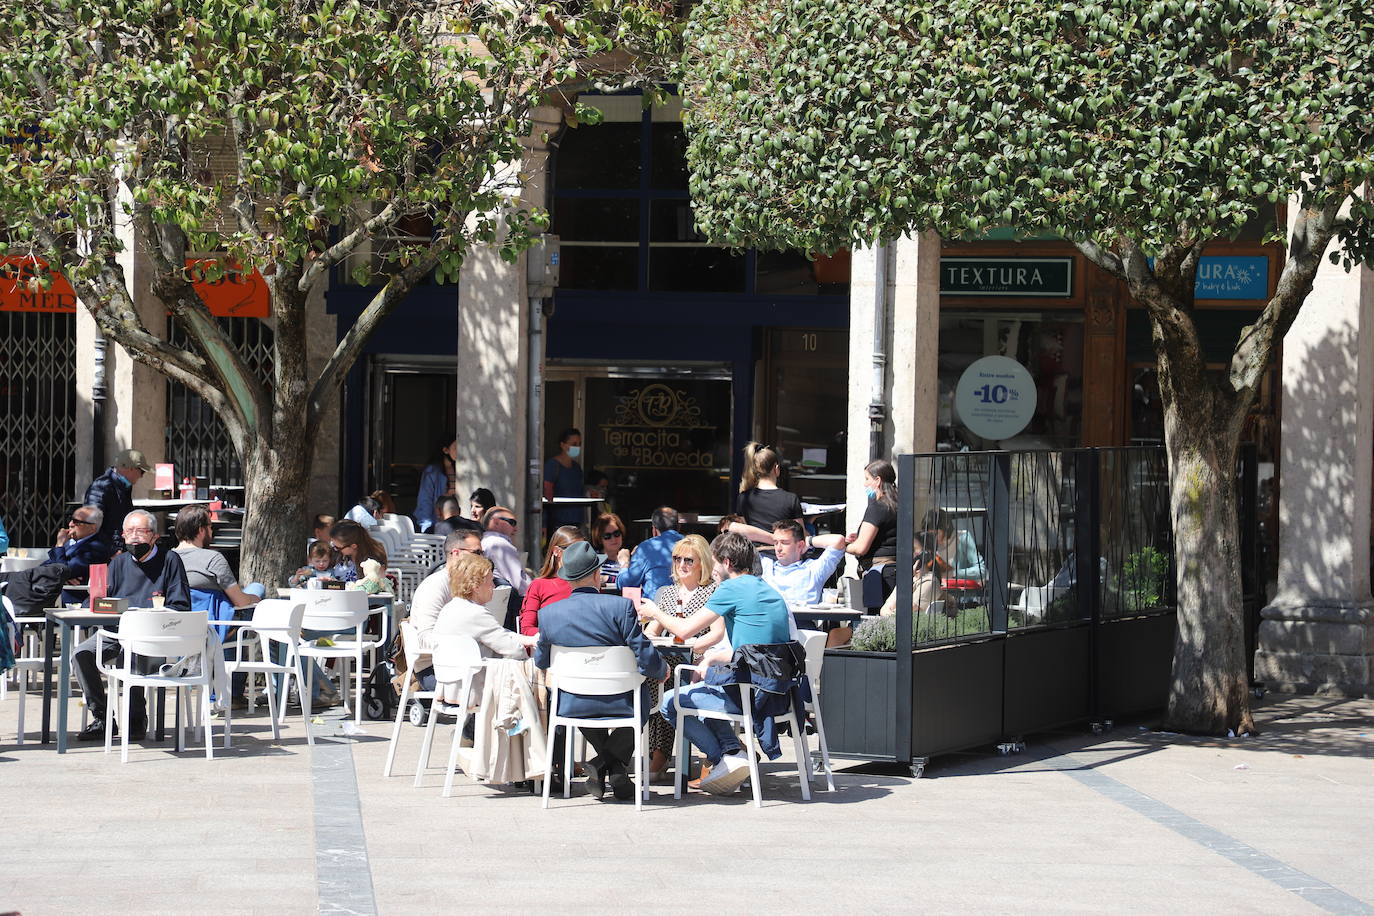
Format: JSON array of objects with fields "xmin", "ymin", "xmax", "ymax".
[{"xmin": 954, "ymin": 356, "xmax": 1038, "ymax": 442}]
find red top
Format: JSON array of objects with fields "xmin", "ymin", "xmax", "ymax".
[{"xmin": 519, "ymin": 576, "xmax": 572, "ymax": 635}]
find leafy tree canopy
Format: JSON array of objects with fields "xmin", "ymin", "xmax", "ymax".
[{"xmin": 683, "ymin": 0, "xmax": 1374, "ymax": 269}]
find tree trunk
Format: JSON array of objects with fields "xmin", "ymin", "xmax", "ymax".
[
  {"xmin": 1161, "ymin": 402, "xmax": 1256, "ymax": 735},
  {"xmin": 239, "ymin": 427, "xmax": 313, "ymax": 598}
]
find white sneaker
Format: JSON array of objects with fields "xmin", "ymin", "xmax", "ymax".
[{"xmin": 699, "ymin": 753, "xmax": 751, "ymax": 795}]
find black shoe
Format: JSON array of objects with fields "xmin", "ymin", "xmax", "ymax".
[
  {"xmin": 76, "ymin": 719, "xmax": 109, "ymax": 741},
  {"xmin": 128, "ymin": 721, "xmax": 147, "ymax": 741},
  {"xmin": 583, "ymin": 761, "xmax": 606, "ymax": 799},
  {"xmin": 608, "ymin": 768, "xmax": 634, "ymax": 802}
]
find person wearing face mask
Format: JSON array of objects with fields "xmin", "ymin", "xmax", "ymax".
[
  {"xmin": 543, "ymin": 427, "xmax": 585, "ymax": 530},
  {"xmin": 845, "ymin": 458, "xmax": 900, "ymax": 600},
  {"xmin": 72, "ymin": 509, "xmax": 192, "ymax": 742}
]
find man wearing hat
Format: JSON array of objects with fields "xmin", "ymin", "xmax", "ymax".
[
  {"xmin": 83, "ymin": 448, "xmax": 152, "ymax": 552},
  {"xmin": 534, "ymin": 540, "xmax": 666, "ymax": 801}
]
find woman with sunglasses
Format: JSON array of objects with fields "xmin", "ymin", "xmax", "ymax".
[
  {"xmin": 641, "ymin": 534, "xmax": 727, "ymax": 780},
  {"xmin": 518, "ymin": 525, "xmax": 586, "ymax": 635},
  {"xmin": 590, "ymin": 513, "xmax": 631, "ymax": 588}
]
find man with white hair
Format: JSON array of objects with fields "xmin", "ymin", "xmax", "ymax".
[{"xmin": 72, "ymin": 508, "xmax": 191, "ymax": 742}]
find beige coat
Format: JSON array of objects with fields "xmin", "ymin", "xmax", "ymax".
[{"xmin": 468, "ymin": 658, "xmax": 549, "ymax": 784}]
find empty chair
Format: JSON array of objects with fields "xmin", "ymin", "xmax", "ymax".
[
  {"xmin": 96, "ymin": 610, "xmax": 215, "ymax": 762},
  {"xmin": 541, "ymin": 645, "xmax": 649, "ymax": 812},
  {"xmin": 3, "ymin": 597, "xmax": 49, "ymax": 744},
  {"xmin": 222, "ymin": 598, "xmax": 313, "ymax": 747},
  {"xmin": 383, "ymin": 621, "xmax": 438, "ymax": 777},
  {"xmin": 413, "ymin": 634, "xmax": 485, "ymax": 796}
]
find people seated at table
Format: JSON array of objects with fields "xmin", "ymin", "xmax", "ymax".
[
  {"xmin": 641, "ymin": 533, "xmax": 726, "ymax": 781},
  {"xmin": 519, "ymin": 526, "xmax": 585, "ymax": 636},
  {"xmin": 434, "ymin": 553, "xmax": 537, "ymax": 704},
  {"xmin": 617, "ymin": 506, "xmax": 683, "ymax": 600},
  {"xmin": 73, "ymin": 509, "xmax": 192, "ymax": 741},
  {"xmin": 590, "ymin": 513, "xmax": 630, "ymax": 588},
  {"xmin": 290, "ymin": 540, "xmax": 336, "ymax": 588},
  {"xmin": 920, "ymin": 508, "xmax": 987, "ymax": 581},
  {"xmin": 760, "ymin": 519, "xmax": 852, "ymax": 606},
  {"xmin": 646, "ymin": 533, "xmax": 797, "ymax": 796},
  {"xmin": 83, "ymin": 447, "xmax": 151, "ymax": 552},
  {"xmin": 432, "ymin": 495, "xmax": 483, "ymax": 538},
  {"xmin": 481, "ymin": 505, "xmax": 532, "ymax": 596},
  {"xmin": 543, "ymin": 426, "xmax": 585, "ymax": 530},
  {"xmin": 880, "ymin": 532, "xmax": 952, "ymax": 617},
  {"xmin": 732, "ymin": 442, "xmax": 804, "ymax": 551},
  {"xmin": 415, "ymin": 437, "xmax": 458, "ymax": 533},
  {"xmin": 845, "ymin": 458, "xmax": 900, "ymax": 602},
  {"xmin": 326, "ymin": 520, "xmax": 388, "ymax": 584},
  {"xmin": 534, "ymin": 541, "xmax": 666, "ymax": 801}
]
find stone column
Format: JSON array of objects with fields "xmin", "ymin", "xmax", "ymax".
[
  {"xmin": 888, "ymin": 231, "xmax": 941, "ymax": 456},
  {"xmin": 1255, "ymin": 246, "xmax": 1374, "ymax": 696},
  {"xmin": 305, "ymin": 281, "xmax": 341, "ymax": 517},
  {"xmin": 845, "ymin": 243, "xmax": 887, "ymax": 544}
]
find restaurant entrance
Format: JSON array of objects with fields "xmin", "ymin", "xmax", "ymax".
[
  {"xmin": 543, "ymin": 362, "xmax": 733, "ymax": 528},
  {"xmin": 364, "ymin": 355, "xmax": 456, "ymax": 518}
]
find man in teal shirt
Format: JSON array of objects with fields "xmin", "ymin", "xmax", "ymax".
[{"xmin": 643, "ymin": 532, "xmax": 792, "ymax": 796}]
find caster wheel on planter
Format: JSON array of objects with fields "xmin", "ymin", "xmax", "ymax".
[{"xmin": 408, "ymin": 700, "xmax": 427, "ymax": 727}]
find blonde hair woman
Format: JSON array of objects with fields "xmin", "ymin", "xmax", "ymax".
[
  {"xmin": 642, "ymin": 533, "xmax": 727, "ymax": 780},
  {"xmin": 433, "ymin": 553, "xmax": 537, "ymax": 701}
]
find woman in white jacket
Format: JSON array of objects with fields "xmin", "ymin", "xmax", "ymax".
[{"xmin": 433, "ymin": 553, "xmax": 538, "ymax": 702}]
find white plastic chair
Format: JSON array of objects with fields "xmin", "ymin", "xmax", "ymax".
[
  {"xmin": 3, "ymin": 597, "xmax": 49, "ymax": 744},
  {"xmin": 383, "ymin": 620, "xmax": 437, "ymax": 777},
  {"xmin": 483, "ymin": 585, "xmax": 512, "ymax": 626},
  {"xmin": 222, "ymin": 599, "xmax": 313, "ymax": 747},
  {"xmin": 671, "ymin": 655, "xmax": 813, "ymax": 808},
  {"xmin": 412, "ymin": 634, "xmax": 485, "ymax": 796},
  {"xmin": 798, "ymin": 630, "xmax": 836, "ymax": 792},
  {"xmin": 541, "ymin": 645, "xmax": 649, "ymax": 811},
  {"xmin": 96, "ymin": 610, "xmax": 215, "ymax": 762},
  {"xmin": 285, "ymin": 588, "xmax": 381, "ymax": 725}
]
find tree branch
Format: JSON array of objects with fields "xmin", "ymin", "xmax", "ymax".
[
  {"xmin": 305, "ymin": 240, "xmax": 454, "ymax": 435},
  {"xmin": 298, "ymin": 199, "xmax": 401, "ymax": 292}
]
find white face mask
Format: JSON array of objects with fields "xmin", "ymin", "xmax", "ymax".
[{"xmin": 566, "ymin": 445, "xmax": 581, "ymax": 459}]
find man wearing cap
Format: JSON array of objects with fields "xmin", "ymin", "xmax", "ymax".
[
  {"xmin": 84, "ymin": 448, "xmax": 152, "ymax": 552},
  {"xmin": 534, "ymin": 540, "xmax": 666, "ymax": 801}
]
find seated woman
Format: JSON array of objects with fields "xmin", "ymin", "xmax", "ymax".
[
  {"xmin": 590, "ymin": 513, "xmax": 630, "ymax": 588},
  {"xmin": 642, "ymin": 533, "xmax": 727, "ymax": 781},
  {"xmin": 518, "ymin": 525, "xmax": 585, "ymax": 636},
  {"xmin": 326, "ymin": 520, "xmax": 388, "ymax": 584},
  {"xmin": 880, "ymin": 532, "xmax": 952, "ymax": 618},
  {"xmin": 433, "ymin": 552, "xmax": 538, "ymax": 702},
  {"xmin": 920, "ymin": 508, "xmax": 986, "ymax": 582}
]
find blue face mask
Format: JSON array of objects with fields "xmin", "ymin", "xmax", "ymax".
[
  {"xmin": 566, "ymin": 445, "xmax": 581, "ymax": 459},
  {"xmin": 865, "ymin": 487, "xmax": 877, "ymax": 500}
]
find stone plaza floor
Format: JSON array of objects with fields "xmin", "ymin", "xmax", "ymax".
[{"xmin": 1, "ymin": 688, "xmax": 1371, "ymax": 914}]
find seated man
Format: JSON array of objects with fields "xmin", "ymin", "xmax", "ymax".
[
  {"xmin": 73, "ymin": 509, "xmax": 192, "ymax": 741},
  {"xmin": 760, "ymin": 519, "xmax": 850, "ymax": 606},
  {"xmin": 643, "ymin": 533, "xmax": 795, "ymax": 797},
  {"xmin": 535, "ymin": 541, "xmax": 666, "ymax": 801},
  {"xmin": 480, "ymin": 505, "xmax": 532, "ymax": 595},
  {"xmin": 432, "ymin": 496, "xmax": 483, "ymax": 538},
  {"xmin": 408, "ymin": 529, "xmax": 486, "ymax": 690},
  {"xmin": 2, "ymin": 506, "xmax": 114, "ymax": 613},
  {"xmin": 617, "ymin": 506, "xmax": 683, "ymax": 600}
]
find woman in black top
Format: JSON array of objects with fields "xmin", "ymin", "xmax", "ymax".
[
  {"xmin": 730, "ymin": 442, "xmax": 803, "ymax": 550},
  {"xmin": 847, "ymin": 458, "xmax": 899, "ymax": 598}
]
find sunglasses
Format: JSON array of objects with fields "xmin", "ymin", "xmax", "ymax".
[
  {"xmin": 69, "ymin": 516, "xmax": 95, "ymax": 526},
  {"xmin": 602, "ymin": 530, "xmax": 622, "ymax": 538},
  {"xmin": 673, "ymin": 555, "xmax": 697, "ymax": 566},
  {"xmin": 498, "ymin": 517, "xmax": 518, "ymax": 528}
]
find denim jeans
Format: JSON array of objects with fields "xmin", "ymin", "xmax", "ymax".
[{"xmin": 660, "ymin": 683, "xmax": 743, "ymax": 766}]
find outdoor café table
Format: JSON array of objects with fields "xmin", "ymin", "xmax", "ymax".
[
  {"xmin": 788, "ymin": 606, "xmax": 865, "ymax": 625},
  {"xmin": 41, "ymin": 606, "xmax": 191, "ymax": 752}
]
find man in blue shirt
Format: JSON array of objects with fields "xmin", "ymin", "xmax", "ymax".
[
  {"xmin": 760, "ymin": 519, "xmax": 850, "ymax": 606},
  {"xmin": 616, "ymin": 506, "xmax": 683, "ymax": 600},
  {"xmin": 644, "ymin": 532, "xmax": 793, "ymax": 796}
]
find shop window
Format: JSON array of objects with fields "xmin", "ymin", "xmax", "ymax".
[
  {"xmin": 938, "ymin": 312, "xmax": 1084, "ymax": 449},
  {"xmin": 555, "ymin": 121, "xmax": 641, "ymax": 190},
  {"xmin": 558, "ymin": 245, "xmax": 638, "ymax": 291},
  {"xmin": 649, "ymin": 247, "xmax": 747, "ymax": 293},
  {"xmin": 762, "ymin": 328, "xmax": 849, "ymax": 505},
  {"xmin": 649, "ymin": 123, "xmax": 690, "ymax": 190}
]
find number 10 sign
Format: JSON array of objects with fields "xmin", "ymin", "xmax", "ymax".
[{"xmin": 954, "ymin": 356, "xmax": 1037, "ymax": 441}]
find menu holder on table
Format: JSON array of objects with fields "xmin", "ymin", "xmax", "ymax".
[{"xmin": 92, "ymin": 597, "xmax": 128, "ymax": 615}]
